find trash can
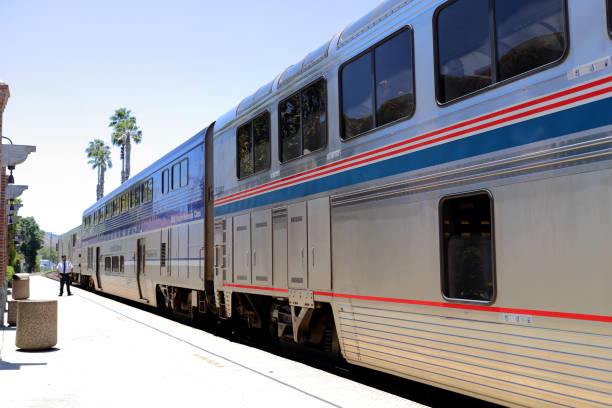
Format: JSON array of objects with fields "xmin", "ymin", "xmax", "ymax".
[
  {"xmin": 16, "ymin": 300, "xmax": 57, "ymax": 350},
  {"xmin": 12, "ymin": 273, "xmax": 30, "ymax": 300}
]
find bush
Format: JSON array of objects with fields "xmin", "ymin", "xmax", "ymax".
[{"xmin": 7, "ymin": 265, "xmax": 14, "ymax": 286}]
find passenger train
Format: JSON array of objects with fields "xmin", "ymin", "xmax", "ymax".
[{"xmin": 61, "ymin": 1, "xmax": 612, "ymax": 406}]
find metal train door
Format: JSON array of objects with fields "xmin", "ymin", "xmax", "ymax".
[
  {"xmin": 136, "ymin": 238, "xmax": 146, "ymax": 300},
  {"xmin": 307, "ymin": 197, "xmax": 331, "ymax": 291},
  {"xmin": 233, "ymin": 214, "xmax": 251, "ymax": 284},
  {"xmin": 95, "ymin": 246, "xmax": 102, "ymax": 289},
  {"xmin": 288, "ymin": 202, "xmax": 307, "ymax": 288}
]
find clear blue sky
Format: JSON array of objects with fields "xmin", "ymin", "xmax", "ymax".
[{"xmin": 0, "ymin": 0, "xmax": 378, "ymax": 234}]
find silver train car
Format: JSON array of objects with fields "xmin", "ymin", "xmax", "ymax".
[
  {"xmin": 57, "ymin": 225, "xmax": 82, "ymax": 281},
  {"xmin": 71, "ymin": 1, "xmax": 612, "ymax": 406}
]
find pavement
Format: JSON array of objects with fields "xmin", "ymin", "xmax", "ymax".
[{"xmin": 0, "ymin": 275, "xmax": 426, "ymax": 408}]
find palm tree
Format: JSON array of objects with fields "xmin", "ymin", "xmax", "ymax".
[
  {"xmin": 86, "ymin": 139, "xmax": 112, "ymax": 200},
  {"xmin": 109, "ymin": 108, "xmax": 142, "ymax": 183}
]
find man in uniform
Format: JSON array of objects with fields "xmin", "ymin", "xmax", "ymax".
[{"xmin": 57, "ymin": 255, "xmax": 73, "ymax": 296}]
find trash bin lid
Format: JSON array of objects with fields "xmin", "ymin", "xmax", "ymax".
[{"xmin": 14, "ymin": 273, "xmax": 30, "ymax": 280}]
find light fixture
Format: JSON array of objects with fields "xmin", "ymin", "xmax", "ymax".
[
  {"xmin": 9, "ymin": 201, "xmax": 14, "ymax": 211},
  {"xmin": 7, "ymin": 166, "xmax": 14, "ymax": 184}
]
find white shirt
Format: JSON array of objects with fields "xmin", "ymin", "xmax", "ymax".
[{"xmin": 57, "ymin": 260, "xmax": 73, "ymax": 274}]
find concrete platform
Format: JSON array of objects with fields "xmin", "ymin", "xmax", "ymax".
[{"xmin": 0, "ymin": 276, "xmax": 426, "ymax": 408}]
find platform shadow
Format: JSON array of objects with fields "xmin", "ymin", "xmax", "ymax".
[{"xmin": 0, "ymin": 360, "xmax": 47, "ymax": 370}]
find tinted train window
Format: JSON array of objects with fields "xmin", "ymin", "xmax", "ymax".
[
  {"xmin": 436, "ymin": 0, "xmax": 566, "ymax": 103},
  {"xmin": 112, "ymin": 256, "xmax": 119, "ymax": 273},
  {"xmin": 113, "ymin": 197, "xmax": 120, "ymax": 216},
  {"xmin": 496, "ymin": 0, "xmax": 566, "ymax": 81},
  {"xmin": 131, "ymin": 186, "xmax": 140, "ymax": 208},
  {"xmin": 121, "ymin": 193, "xmax": 129, "ymax": 213},
  {"xmin": 180, "ymin": 159, "xmax": 188, "ymax": 187},
  {"xmin": 105, "ymin": 257, "xmax": 111, "ymax": 273},
  {"xmin": 341, "ymin": 27, "xmax": 415, "ymax": 139},
  {"xmin": 141, "ymin": 178, "xmax": 153, "ymax": 202},
  {"xmin": 172, "ymin": 162, "xmax": 180, "ymax": 190},
  {"xmin": 120, "ymin": 256, "xmax": 124, "ymax": 273},
  {"xmin": 162, "ymin": 169, "xmax": 169, "ymax": 194},
  {"xmin": 279, "ymin": 78, "xmax": 327, "ymax": 162},
  {"xmin": 237, "ymin": 112, "xmax": 270, "ymax": 179},
  {"xmin": 440, "ymin": 192, "xmax": 494, "ymax": 302}
]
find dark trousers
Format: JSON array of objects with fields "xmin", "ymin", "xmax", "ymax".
[{"xmin": 60, "ymin": 273, "xmax": 72, "ymax": 295}]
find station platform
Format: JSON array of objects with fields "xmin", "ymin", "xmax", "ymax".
[{"xmin": 0, "ymin": 275, "xmax": 425, "ymax": 408}]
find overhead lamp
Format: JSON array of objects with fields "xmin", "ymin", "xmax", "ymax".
[
  {"xmin": 7, "ymin": 166, "xmax": 14, "ymax": 184},
  {"xmin": 9, "ymin": 201, "xmax": 14, "ymax": 211}
]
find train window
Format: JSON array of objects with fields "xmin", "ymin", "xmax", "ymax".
[
  {"xmin": 112, "ymin": 256, "xmax": 119, "ymax": 273},
  {"xmin": 435, "ymin": 0, "xmax": 567, "ymax": 104},
  {"xmin": 121, "ymin": 193, "xmax": 129, "ymax": 213},
  {"xmin": 236, "ymin": 112, "xmax": 270, "ymax": 179},
  {"xmin": 113, "ymin": 197, "xmax": 120, "ymax": 216},
  {"xmin": 162, "ymin": 169, "xmax": 169, "ymax": 194},
  {"xmin": 93, "ymin": 212, "xmax": 97, "ymax": 225},
  {"xmin": 100, "ymin": 206, "xmax": 106, "ymax": 222},
  {"xmin": 375, "ymin": 29, "xmax": 415, "ymax": 127},
  {"xmin": 141, "ymin": 178, "xmax": 153, "ymax": 202},
  {"xmin": 105, "ymin": 257, "xmax": 111, "ymax": 273},
  {"xmin": 341, "ymin": 52, "xmax": 373, "ymax": 139},
  {"xmin": 279, "ymin": 78, "xmax": 327, "ymax": 162},
  {"xmin": 119, "ymin": 256, "xmax": 124, "ymax": 273},
  {"xmin": 440, "ymin": 192, "xmax": 495, "ymax": 303},
  {"xmin": 180, "ymin": 159, "xmax": 188, "ymax": 187},
  {"xmin": 172, "ymin": 162, "xmax": 180, "ymax": 190},
  {"xmin": 340, "ymin": 27, "xmax": 415, "ymax": 139},
  {"xmin": 131, "ymin": 186, "xmax": 140, "ymax": 208},
  {"xmin": 106, "ymin": 202, "xmax": 112, "ymax": 219},
  {"xmin": 495, "ymin": 0, "xmax": 565, "ymax": 81}
]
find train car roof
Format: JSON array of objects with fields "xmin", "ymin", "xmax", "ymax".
[
  {"xmin": 83, "ymin": 127, "xmax": 207, "ymax": 215},
  {"xmin": 213, "ymin": 0, "xmax": 417, "ymax": 134}
]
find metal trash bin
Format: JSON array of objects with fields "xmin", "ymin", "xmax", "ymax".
[{"xmin": 12, "ymin": 273, "xmax": 30, "ymax": 300}]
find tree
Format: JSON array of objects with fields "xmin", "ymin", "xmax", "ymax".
[
  {"xmin": 38, "ymin": 245, "xmax": 58, "ymax": 264},
  {"xmin": 86, "ymin": 139, "xmax": 112, "ymax": 200},
  {"xmin": 17, "ymin": 217, "xmax": 43, "ymax": 273},
  {"xmin": 109, "ymin": 108, "xmax": 142, "ymax": 183}
]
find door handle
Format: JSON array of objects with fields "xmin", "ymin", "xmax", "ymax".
[
  {"xmin": 311, "ymin": 247, "xmax": 315, "ymax": 268},
  {"xmin": 300, "ymin": 248, "xmax": 304, "ymax": 266},
  {"xmin": 253, "ymin": 251, "xmax": 257, "ymax": 266}
]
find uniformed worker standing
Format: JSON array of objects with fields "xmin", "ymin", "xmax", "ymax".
[{"xmin": 57, "ymin": 255, "xmax": 73, "ymax": 296}]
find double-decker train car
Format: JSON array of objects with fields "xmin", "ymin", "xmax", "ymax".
[{"xmin": 71, "ymin": 1, "xmax": 612, "ymax": 406}]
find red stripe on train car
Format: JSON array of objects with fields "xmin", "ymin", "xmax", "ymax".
[
  {"xmin": 314, "ymin": 291, "xmax": 612, "ymax": 323},
  {"xmin": 222, "ymin": 284, "xmax": 611, "ymax": 323}
]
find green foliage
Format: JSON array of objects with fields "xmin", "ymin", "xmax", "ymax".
[
  {"xmin": 109, "ymin": 108, "xmax": 142, "ymax": 146},
  {"xmin": 17, "ymin": 217, "xmax": 44, "ymax": 273},
  {"xmin": 7, "ymin": 224, "xmax": 16, "ymax": 267},
  {"xmin": 6, "ymin": 265, "xmax": 14, "ymax": 284},
  {"xmin": 86, "ymin": 139, "xmax": 112, "ymax": 171},
  {"xmin": 38, "ymin": 245, "xmax": 58, "ymax": 264}
]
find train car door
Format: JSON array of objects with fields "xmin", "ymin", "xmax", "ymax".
[
  {"xmin": 95, "ymin": 246, "xmax": 102, "ymax": 289},
  {"xmin": 251, "ymin": 209, "xmax": 272, "ymax": 286},
  {"xmin": 233, "ymin": 213, "xmax": 251, "ymax": 284},
  {"xmin": 307, "ymin": 197, "xmax": 331, "ymax": 291},
  {"xmin": 136, "ymin": 238, "xmax": 146, "ymax": 299},
  {"xmin": 288, "ymin": 202, "xmax": 307, "ymax": 289}
]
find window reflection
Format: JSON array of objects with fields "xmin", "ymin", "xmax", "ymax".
[
  {"xmin": 375, "ymin": 29, "xmax": 414, "ymax": 127},
  {"xmin": 437, "ymin": 0, "xmax": 492, "ymax": 104},
  {"xmin": 341, "ymin": 53, "xmax": 374, "ymax": 139},
  {"xmin": 496, "ymin": 0, "xmax": 565, "ymax": 81}
]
